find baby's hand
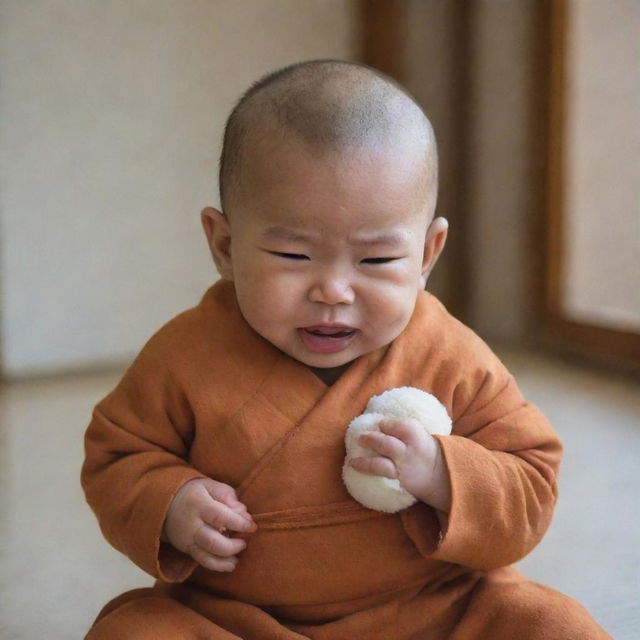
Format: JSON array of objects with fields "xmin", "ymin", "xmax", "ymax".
[
  {"xmin": 163, "ymin": 477, "xmax": 256, "ymax": 572},
  {"xmin": 349, "ymin": 418, "xmax": 451, "ymax": 513}
]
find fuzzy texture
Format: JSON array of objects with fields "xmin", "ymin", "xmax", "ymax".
[{"xmin": 343, "ymin": 387, "xmax": 452, "ymax": 513}]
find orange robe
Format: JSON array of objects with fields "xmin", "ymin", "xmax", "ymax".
[{"xmin": 81, "ymin": 280, "xmax": 610, "ymax": 639}]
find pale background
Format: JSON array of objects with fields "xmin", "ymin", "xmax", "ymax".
[
  {"xmin": 0, "ymin": 0, "xmax": 357, "ymax": 378},
  {"xmin": 0, "ymin": 0, "xmax": 557, "ymax": 378}
]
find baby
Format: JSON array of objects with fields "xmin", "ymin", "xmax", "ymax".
[{"xmin": 82, "ymin": 60, "xmax": 609, "ymax": 639}]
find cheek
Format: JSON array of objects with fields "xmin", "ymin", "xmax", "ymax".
[
  {"xmin": 251, "ymin": 268, "xmax": 306, "ymax": 302},
  {"xmin": 234, "ymin": 267, "xmax": 300, "ymax": 327},
  {"xmin": 365, "ymin": 263, "xmax": 422, "ymax": 301},
  {"xmin": 382, "ymin": 250, "xmax": 425, "ymax": 286},
  {"xmin": 362, "ymin": 282, "xmax": 418, "ymax": 329}
]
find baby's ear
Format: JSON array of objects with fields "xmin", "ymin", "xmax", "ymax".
[
  {"xmin": 420, "ymin": 217, "xmax": 448, "ymax": 287},
  {"xmin": 201, "ymin": 207, "xmax": 233, "ymax": 280}
]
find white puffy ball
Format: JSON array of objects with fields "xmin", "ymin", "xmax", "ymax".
[
  {"xmin": 366, "ymin": 387, "xmax": 452, "ymax": 436},
  {"xmin": 343, "ymin": 387, "xmax": 452, "ymax": 513}
]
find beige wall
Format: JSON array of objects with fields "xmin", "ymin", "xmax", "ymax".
[
  {"xmin": 0, "ymin": 0, "xmax": 357, "ymax": 378},
  {"xmin": 6, "ymin": 1, "xmax": 613, "ymax": 377},
  {"xmin": 562, "ymin": 0, "xmax": 640, "ymax": 332}
]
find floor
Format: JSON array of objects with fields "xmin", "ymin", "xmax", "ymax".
[{"xmin": 0, "ymin": 348, "xmax": 638, "ymax": 639}]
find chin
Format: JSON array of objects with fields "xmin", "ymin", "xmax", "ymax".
[
  {"xmin": 296, "ymin": 350, "xmax": 356, "ymax": 370},
  {"xmin": 303, "ymin": 356, "xmax": 351, "ymax": 369}
]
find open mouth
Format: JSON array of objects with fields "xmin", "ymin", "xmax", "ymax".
[{"xmin": 298, "ymin": 325, "xmax": 357, "ymax": 353}]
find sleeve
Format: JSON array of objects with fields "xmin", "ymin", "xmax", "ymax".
[
  {"xmin": 402, "ymin": 356, "xmax": 563, "ymax": 571},
  {"xmin": 80, "ymin": 332, "xmax": 205, "ymax": 583}
]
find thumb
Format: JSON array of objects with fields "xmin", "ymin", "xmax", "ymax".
[{"xmin": 202, "ymin": 478, "xmax": 251, "ymax": 518}]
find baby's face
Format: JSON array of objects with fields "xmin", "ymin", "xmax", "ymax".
[{"xmin": 206, "ymin": 137, "xmax": 441, "ymax": 373}]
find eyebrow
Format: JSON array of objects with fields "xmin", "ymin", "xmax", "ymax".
[
  {"xmin": 262, "ymin": 226, "xmax": 316, "ymax": 243},
  {"xmin": 263, "ymin": 226, "xmax": 409, "ymax": 247},
  {"xmin": 348, "ymin": 231, "xmax": 409, "ymax": 247}
]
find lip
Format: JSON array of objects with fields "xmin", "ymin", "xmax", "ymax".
[{"xmin": 298, "ymin": 325, "xmax": 358, "ymax": 354}]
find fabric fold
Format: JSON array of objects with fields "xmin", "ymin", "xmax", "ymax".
[{"xmin": 82, "ymin": 278, "xmax": 571, "ymax": 632}]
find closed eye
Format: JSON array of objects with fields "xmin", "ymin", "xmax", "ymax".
[
  {"xmin": 361, "ymin": 257, "xmax": 399, "ymax": 264},
  {"xmin": 269, "ymin": 251, "xmax": 310, "ymax": 261}
]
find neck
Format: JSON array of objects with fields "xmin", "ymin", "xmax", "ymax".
[{"xmin": 308, "ymin": 362, "xmax": 352, "ymax": 386}]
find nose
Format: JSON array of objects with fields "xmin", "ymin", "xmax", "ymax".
[{"xmin": 308, "ymin": 268, "xmax": 355, "ymax": 305}]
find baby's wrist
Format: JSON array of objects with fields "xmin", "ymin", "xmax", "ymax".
[{"xmin": 416, "ymin": 443, "xmax": 451, "ymax": 512}]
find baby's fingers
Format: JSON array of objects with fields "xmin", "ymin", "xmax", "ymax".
[
  {"xmin": 194, "ymin": 525, "xmax": 247, "ymax": 558},
  {"xmin": 203, "ymin": 478, "xmax": 244, "ymax": 509},
  {"xmin": 201, "ymin": 500, "xmax": 256, "ymax": 534},
  {"xmin": 358, "ymin": 431, "xmax": 406, "ymax": 460},
  {"xmin": 349, "ymin": 456, "xmax": 398, "ymax": 479},
  {"xmin": 378, "ymin": 418, "xmax": 424, "ymax": 445},
  {"xmin": 188, "ymin": 544, "xmax": 238, "ymax": 573}
]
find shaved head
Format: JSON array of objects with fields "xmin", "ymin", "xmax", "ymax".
[{"xmin": 219, "ymin": 60, "xmax": 438, "ymax": 214}]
